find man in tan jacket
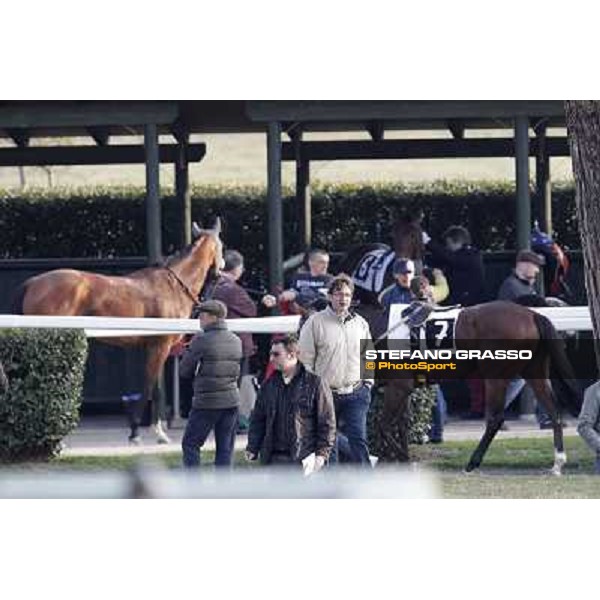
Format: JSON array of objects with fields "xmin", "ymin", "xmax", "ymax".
[{"xmin": 298, "ymin": 274, "xmax": 374, "ymax": 465}]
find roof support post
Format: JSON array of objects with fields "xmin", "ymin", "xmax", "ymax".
[
  {"xmin": 292, "ymin": 128, "xmax": 312, "ymax": 252},
  {"xmin": 535, "ymin": 123, "xmax": 552, "ymax": 235},
  {"xmin": 267, "ymin": 121, "xmax": 284, "ymax": 292},
  {"xmin": 144, "ymin": 123, "xmax": 162, "ymax": 264},
  {"xmin": 514, "ymin": 115, "xmax": 531, "ymax": 250},
  {"xmin": 175, "ymin": 132, "xmax": 191, "ymax": 247}
]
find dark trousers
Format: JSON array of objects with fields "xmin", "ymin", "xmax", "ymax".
[
  {"xmin": 182, "ymin": 407, "xmax": 238, "ymax": 468},
  {"xmin": 330, "ymin": 384, "xmax": 372, "ymax": 466}
]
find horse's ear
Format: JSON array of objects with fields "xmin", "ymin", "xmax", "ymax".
[
  {"xmin": 192, "ymin": 222, "xmax": 202, "ymax": 239},
  {"xmin": 212, "ymin": 216, "xmax": 221, "ymax": 236}
]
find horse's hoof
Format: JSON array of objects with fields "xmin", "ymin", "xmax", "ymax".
[
  {"xmin": 464, "ymin": 464, "xmax": 477, "ymax": 474},
  {"xmin": 156, "ymin": 434, "xmax": 171, "ymax": 445},
  {"xmin": 550, "ymin": 467, "xmax": 563, "ymax": 477},
  {"xmin": 129, "ymin": 435, "xmax": 142, "ymax": 445}
]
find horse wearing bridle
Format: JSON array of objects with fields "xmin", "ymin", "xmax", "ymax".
[{"xmin": 12, "ymin": 219, "xmax": 224, "ymax": 444}]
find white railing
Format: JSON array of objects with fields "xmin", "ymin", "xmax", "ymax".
[
  {"xmin": 0, "ymin": 314, "xmax": 301, "ymax": 337},
  {"xmin": 0, "ymin": 306, "xmax": 593, "ymax": 337}
]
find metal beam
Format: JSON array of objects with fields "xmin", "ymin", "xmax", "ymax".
[
  {"xmin": 267, "ymin": 122, "xmax": 284, "ymax": 292},
  {"xmin": 280, "ymin": 137, "xmax": 570, "ymax": 161},
  {"xmin": 447, "ymin": 119, "xmax": 464, "ymax": 139},
  {"xmin": 145, "ymin": 124, "xmax": 162, "ymax": 265},
  {"xmin": 248, "ymin": 100, "xmax": 565, "ymax": 122},
  {"xmin": 0, "ymin": 101, "xmax": 179, "ymax": 128},
  {"xmin": 366, "ymin": 120, "xmax": 385, "ymax": 142},
  {"xmin": 88, "ymin": 126, "xmax": 110, "ymax": 146},
  {"xmin": 0, "ymin": 144, "xmax": 205, "ymax": 166},
  {"xmin": 515, "ymin": 116, "xmax": 531, "ymax": 250},
  {"xmin": 6, "ymin": 128, "xmax": 30, "ymax": 147}
]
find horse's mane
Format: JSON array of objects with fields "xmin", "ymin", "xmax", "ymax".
[{"xmin": 164, "ymin": 232, "xmax": 216, "ymax": 268}]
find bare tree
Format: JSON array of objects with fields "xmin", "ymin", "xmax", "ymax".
[{"xmin": 565, "ymin": 101, "xmax": 600, "ymax": 369}]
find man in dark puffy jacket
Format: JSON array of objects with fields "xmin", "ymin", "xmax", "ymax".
[
  {"xmin": 179, "ymin": 300, "xmax": 242, "ymax": 468},
  {"xmin": 246, "ymin": 334, "xmax": 336, "ymax": 469},
  {"xmin": 497, "ymin": 249, "xmax": 545, "ymax": 302}
]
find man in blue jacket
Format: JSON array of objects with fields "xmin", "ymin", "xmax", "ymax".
[{"xmin": 378, "ymin": 258, "xmax": 415, "ymax": 308}]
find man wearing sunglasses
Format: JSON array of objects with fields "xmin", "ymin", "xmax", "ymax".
[{"xmin": 245, "ymin": 334, "xmax": 336, "ymax": 469}]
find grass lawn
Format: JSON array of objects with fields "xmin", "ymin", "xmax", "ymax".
[{"xmin": 3, "ymin": 435, "xmax": 599, "ymax": 499}]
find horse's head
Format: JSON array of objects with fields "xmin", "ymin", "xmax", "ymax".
[
  {"xmin": 192, "ymin": 217, "xmax": 225, "ymax": 274},
  {"xmin": 392, "ymin": 214, "xmax": 424, "ymax": 260}
]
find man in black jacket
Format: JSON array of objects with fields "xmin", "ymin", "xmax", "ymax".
[
  {"xmin": 179, "ymin": 300, "xmax": 242, "ymax": 468},
  {"xmin": 246, "ymin": 334, "xmax": 336, "ymax": 469},
  {"xmin": 424, "ymin": 225, "xmax": 485, "ymax": 307}
]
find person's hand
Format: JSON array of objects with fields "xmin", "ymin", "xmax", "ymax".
[
  {"xmin": 314, "ymin": 455, "xmax": 326, "ymax": 472},
  {"xmin": 422, "ymin": 231, "xmax": 431, "ymax": 245},
  {"xmin": 432, "ymin": 268, "xmax": 443, "ymax": 279},
  {"xmin": 261, "ymin": 294, "xmax": 277, "ymax": 308},
  {"xmin": 245, "ymin": 450, "xmax": 258, "ymax": 462},
  {"xmin": 279, "ymin": 290, "xmax": 297, "ymax": 302}
]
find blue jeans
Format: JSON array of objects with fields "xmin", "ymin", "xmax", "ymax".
[
  {"xmin": 182, "ymin": 407, "xmax": 238, "ymax": 468},
  {"xmin": 430, "ymin": 385, "xmax": 446, "ymax": 442},
  {"xmin": 330, "ymin": 384, "xmax": 372, "ymax": 466},
  {"xmin": 504, "ymin": 378, "xmax": 552, "ymax": 424}
]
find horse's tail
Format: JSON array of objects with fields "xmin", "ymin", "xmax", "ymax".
[
  {"xmin": 10, "ymin": 283, "xmax": 27, "ymax": 315},
  {"xmin": 533, "ymin": 311, "xmax": 582, "ymax": 416}
]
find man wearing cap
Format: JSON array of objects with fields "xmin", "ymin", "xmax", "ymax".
[
  {"xmin": 498, "ymin": 250, "xmax": 554, "ymax": 429},
  {"xmin": 179, "ymin": 299, "xmax": 243, "ymax": 468},
  {"xmin": 378, "ymin": 258, "xmax": 416, "ymax": 308},
  {"xmin": 212, "ymin": 249, "xmax": 259, "ymax": 432},
  {"xmin": 498, "ymin": 249, "xmax": 545, "ymax": 302}
]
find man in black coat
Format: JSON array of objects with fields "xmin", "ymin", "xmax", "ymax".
[
  {"xmin": 179, "ymin": 300, "xmax": 242, "ymax": 468},
  {"xmin": 246, "ymin": 334, "xmax": 336, "ymax": 470},
  {"xmin": 424, "ymin": 225, "xmax": 485, "ymax": 307}
]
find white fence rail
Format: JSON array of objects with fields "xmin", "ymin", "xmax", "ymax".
[
  {"xmin": 0, "ymin": 314, "xmax": 301, "ymax": 337},
  {"xmin": 0, "ymin": 306, "xmax": 593, "ymax": 337}
]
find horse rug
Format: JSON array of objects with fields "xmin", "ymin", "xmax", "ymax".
[
  {"xmin": 352, "ymin": 247, "xmax": 396, "ymax": 293},
  {"xmin": 388, "ymin": 303, "xmax": 460, "ymax": 350}
]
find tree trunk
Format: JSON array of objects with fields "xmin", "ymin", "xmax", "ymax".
[{"xmin": 565, "ymin": 101, "xmax": 600, "ymax": 371}]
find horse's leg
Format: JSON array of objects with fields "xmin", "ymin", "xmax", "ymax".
[
  {"xmin": 527, "ymin": 378, "xmax": 566, "ymax": 476},
  {"xmin": 465, "ymin": 379, "xmax": 508, "ymax": 472},
  {"xmin": 134, "ymin": 340, "xmax": 174, "ymax": 444},
  {"xmin": 379, "ymin": 380, "xmax": 411, "ymax": 462}
]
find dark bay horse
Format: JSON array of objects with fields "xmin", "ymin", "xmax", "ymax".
[
  {"xmin": 379, "ymin": 301, "xmax": 582, "ymax": 475},
  {"xmin": 337, "ymin": 214, "xmax": 424, "ymax": 312},
  {"xmin": 12, "ymin": 219, "xmax": 224, "ymax": 444}
]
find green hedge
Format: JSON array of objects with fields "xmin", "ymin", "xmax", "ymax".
[
  {"xmin": 0, "ymin": 329, "xmax": 88, "ymax": 462},
  {"xmin": 0, "ymin": 181, "xmax": 581, "ymax": 266}
]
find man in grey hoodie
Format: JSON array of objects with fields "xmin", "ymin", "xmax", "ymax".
[{"xmin": 577, "ymin": 381, "xmax": 600, "ymax": 474}]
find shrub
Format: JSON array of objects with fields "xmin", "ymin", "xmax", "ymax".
[
  {"xmin": 368, "ymin": 383, "xmax": 437, "ymax": 458},
  {"xmin": 0, "ymin": 329, "xmax": 88, "ymax": 462},
  {"xmin": 0, "ymin": 181, "xmax": 581, "ymax": 266}
]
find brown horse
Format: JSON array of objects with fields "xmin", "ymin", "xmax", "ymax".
[
  {"xmin": 12, "ymin": 219, "xmax": 224, "ymax": 444},
  {"xmin": 337, "ymin": 214, "xmax": 424, "ymax": 312},
  {"xmin": 379, "ymin": 301, "xmax": 582, "ymax": 475}
]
